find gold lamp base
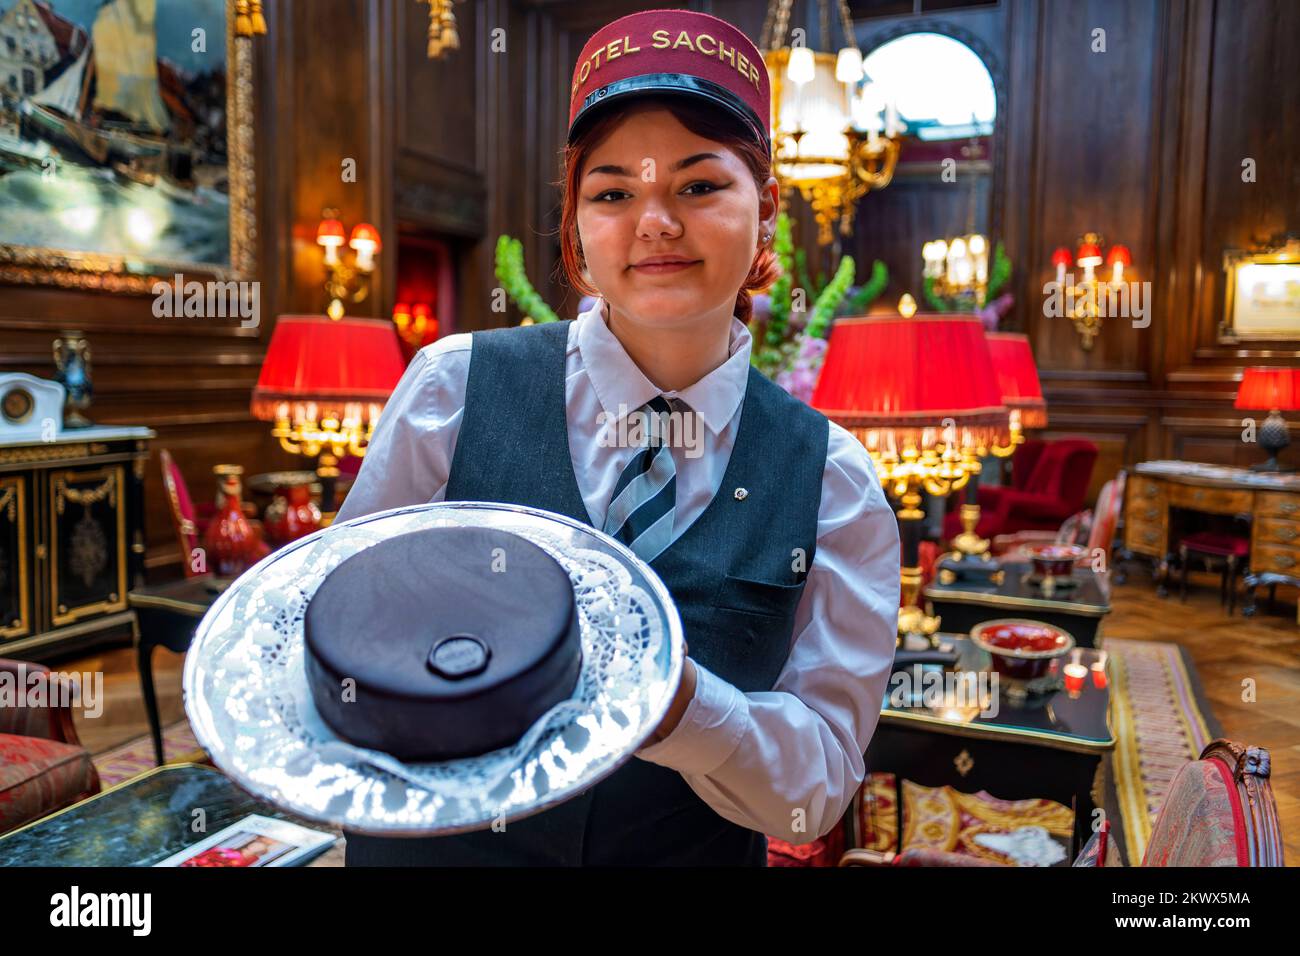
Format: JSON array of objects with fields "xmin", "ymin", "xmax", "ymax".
[
  {"xmin": 898, "ymin": 563, "xmax": 942, "ymax": 649},
  {"xmin": 950, "ymin": 502, "xmax": 990, "ymax": 559}
]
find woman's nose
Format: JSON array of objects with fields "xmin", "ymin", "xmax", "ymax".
[{"xmin": 635, "ymin": 204, "xmax": 683, "ymax": 241}]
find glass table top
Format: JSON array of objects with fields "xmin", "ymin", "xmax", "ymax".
[
  {"xmin": 880, "ymin": 636, "xmax": 1115, "ymax": 752},
  {"xmin": 0, "ymin": 764, "xmax": 337, "ymax": 867},
  {"xmin": 923, "ymin": 560, "xmax": 1111, "ymax": 616}
]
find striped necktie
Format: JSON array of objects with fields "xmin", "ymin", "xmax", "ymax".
[{"xmin": 602, "ymin": 395, "xmax": 677, "ymax": 563}]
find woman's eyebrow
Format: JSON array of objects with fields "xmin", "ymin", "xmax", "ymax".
[{"xmin": 586, "ymin": 152, "xmax": 723, "ymax": 178}]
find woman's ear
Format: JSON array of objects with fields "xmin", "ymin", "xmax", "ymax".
[{"xmin": 758, "ymin": 175, "xmax": 779, "ymax": 247}]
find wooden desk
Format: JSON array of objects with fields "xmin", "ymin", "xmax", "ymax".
[{"xmin": 1121, "ymin": 461, "xmax": 1300, "ymax": 618}]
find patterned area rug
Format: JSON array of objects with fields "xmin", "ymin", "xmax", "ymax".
[
  {"xmin": 1105, "ymin": 638, "xmax": 1221, "ymax": 866},
  {"xmin": 92, "ymin": 721, "xmax": 209, "ymax": 789}
]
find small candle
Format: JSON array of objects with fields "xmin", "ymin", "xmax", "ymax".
[
  {"xmin": 1064, "ymin": 662, "xmax": 1087, "ymax": 696},
  {"xmin": 1112, "ymin": 261, "xmax": 1124, "ymax": 284},
  {"xmin": 1091, "ymin": 650, "xmax": 1109, "ymax": 689},
  {"xmin": 1056, "ymin": 262, "xmax": 1066, "ymax": 285}
]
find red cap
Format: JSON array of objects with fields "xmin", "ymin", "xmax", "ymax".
[{"xmin": 568, "ymin": 10, "xmax": 771, "ymax": 151}]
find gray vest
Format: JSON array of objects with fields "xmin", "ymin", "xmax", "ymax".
[{"xmin": 345, "ymin": 320, "xmax": 829, "ymax": 865}]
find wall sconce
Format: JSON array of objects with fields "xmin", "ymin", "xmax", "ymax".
[
  {"xmin": 393, "ymin": 302, "xmax": 439, "ymax": 352},
  {"xmin": 1050, "ymin": 233, "xmax": 1132, "ymax": 350},
  {"xmin": 316, "ymin": 209, "xmax": 381, "ymax": 320}
]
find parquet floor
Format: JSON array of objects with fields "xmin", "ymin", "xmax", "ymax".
[
  {"xmin": 1106, "ymin": 567, "xmax": 1299, "ymax": 864},
  {"xmin": 61, "ymin": 567, "xmax": 1299, "ymax": 864}
]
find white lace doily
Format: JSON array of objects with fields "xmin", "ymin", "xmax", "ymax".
[{"xmin": 183, "ymin": 502, "xmax": 684, "ymax": 836}]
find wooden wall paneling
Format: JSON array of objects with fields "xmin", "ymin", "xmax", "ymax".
[
  {"xmin": 1002, "ymin": 0, "xmax": 1042, "ymax": 336},
  {"xmin": 1170, "ymin": 0, "xmax": 1300, "ymax": 380},
  {"xmin": 287, "ymin": 0, "xmax": 386, "ymax": 317},
  {"xmin": 1025, "ymin": 0, "xmax": 1163, "ymax": 380},
  {"xmin": 852, "ymin": 8, "xmax": 1010, "ymax": 316}
]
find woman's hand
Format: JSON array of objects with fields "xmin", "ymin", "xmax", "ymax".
[{"xmin": 641, "ymin": 649, "xmax": 696, "ymax": 749}]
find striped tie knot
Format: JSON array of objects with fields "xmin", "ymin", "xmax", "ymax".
[{"xmin": 602, "ymin": 395, "xmax": 678, "ymax": 563}]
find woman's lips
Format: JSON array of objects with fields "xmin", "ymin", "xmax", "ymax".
[{"xmin": 630, "ymin": 260, "xmax": 700, "ymax": 274}]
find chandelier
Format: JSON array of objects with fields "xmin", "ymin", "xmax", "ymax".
[
  {"xmin": 923, "ymin": 234, "xmax": 989, "ymax": 306},
  {"xmin": 763, "ymin": 0, "xmax": 902, "ymax": 245}
]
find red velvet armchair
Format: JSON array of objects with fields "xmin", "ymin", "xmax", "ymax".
[
  {"xmin": 943, "ymin": 439, "xmax": 1099, "ymax": 541},
  {"xmin": 0, "ymin": 659, "xmax": 102, "ymax": 835}
]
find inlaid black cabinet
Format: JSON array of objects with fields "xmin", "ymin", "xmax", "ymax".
[{"xmin": 0, "ymin": 427, "xmax": 153, "ymax": 661}]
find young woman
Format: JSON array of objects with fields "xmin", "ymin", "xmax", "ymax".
[{"xmin": 337, "ymin": 9, "xmax": 900, "ymax": 866}]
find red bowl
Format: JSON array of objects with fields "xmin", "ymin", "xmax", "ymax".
[
  {"xmin": 970, "ymin": 619, "xmax": 1076, "ymax": 681},
  {"xmin": 1026, "ymin": 544, "xmax": 1085, "ymax": 579}
]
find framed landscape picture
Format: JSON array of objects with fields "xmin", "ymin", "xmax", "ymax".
[
  {"xmin": 0, "ymin": 0, "xmax": 255, "ymax": 292},
  {"xmin": 1220, "ymin": 240, "xmax": 1300, "ymax": 342}
]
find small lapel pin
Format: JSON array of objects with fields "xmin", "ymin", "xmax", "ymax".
[{"xmin": 734, "ymin": 487, "xmax": 748, "ymax": 500}]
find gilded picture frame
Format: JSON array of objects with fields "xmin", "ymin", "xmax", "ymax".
[
  {"xmin": 1220, "ymin": 239, "xmax": 1300, "ymax": 342},
  {"xmin": 0, "ymin": 0, "xmax": 255, "ymax": 293}
]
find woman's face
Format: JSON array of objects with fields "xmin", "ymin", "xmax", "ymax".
[{"xmin": 576, "ymin": 106, "xmax": 777, "ymax": 331}]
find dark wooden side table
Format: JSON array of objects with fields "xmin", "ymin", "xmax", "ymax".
[
  {"xmin": 869, "ymin": 637, "xmax": 1115, "ymax": 855},
  {"xmin": 923, "ymin": 560, "xmax": 1111, "ymax": 647},
  {"xmin": 128, "ymin": 576, "xmax": 223, "ymax": 766},
  {"xmin": 0, "ymin": 763, "xmax": 340, "ymax": 866}
]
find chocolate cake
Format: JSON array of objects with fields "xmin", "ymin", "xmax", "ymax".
[{"xmin": 304, "ymin": 526, "xmax": 582, "ymax": 761}]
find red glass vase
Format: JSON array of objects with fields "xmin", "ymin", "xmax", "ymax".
[
  {"xmin": 203, "ymin": 475, "xmax": 270, "ymax": 579},
  {"xmin": 264, "ymin": 481, "xmax": 322, "ymax": 546}
]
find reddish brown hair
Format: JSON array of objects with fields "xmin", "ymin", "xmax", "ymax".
[{"xmin": 557, "ymin": 97, "xmax": 779, "ymax": 325}]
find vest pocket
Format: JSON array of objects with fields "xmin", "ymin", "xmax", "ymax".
[{"xmin": 711, "ymin": 574, "xmax": 804, "ymax": 618}]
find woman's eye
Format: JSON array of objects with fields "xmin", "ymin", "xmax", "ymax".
[
  {"xmin": 593, "ymin": 190, "xmax": 629, "ymax": 202},
  {"xmin": 682, "ymin": 181, "xmax": 720, "ymax": 195}
]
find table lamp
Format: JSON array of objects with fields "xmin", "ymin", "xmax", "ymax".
[
  {"xmin": 812, "ymin": 315, "xmax": 1009, "ymax": 646},
  {"xmin": 944, "ymin": 332, "xmax": 1047, "ymax": 575},
  {"xmin": 1235, "ymin": 367, "xmax": 1299, "ymax": 473},
  {"xmin": 251, "ymin": 315, "xmax": 407, "ymax": 511}
]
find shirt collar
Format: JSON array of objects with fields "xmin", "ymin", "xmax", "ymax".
[{"xmin": 575, "ymin": 297, "xmax": 751, "ymax": 436}]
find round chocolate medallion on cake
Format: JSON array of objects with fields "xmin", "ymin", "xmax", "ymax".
[{"xmin": 305, "ymin": 526, "xmax": 582, "ymax": 761}]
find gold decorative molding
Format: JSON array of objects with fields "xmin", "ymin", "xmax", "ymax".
[
  {"xmin": 0, "ymin": 476, "xmax": 29, "ymax": 639},
  {"xmin": 54, "ymin": 472, "xmax": 118, "ymax": 515},
  {"xmin": 0, "ymin": 444, "xmax": 91, "ymax": 466},
  {"xmin": 49, "ymin": 467, "xmax": 128, "ymax": 627},
  {"xmin": 954, "ymin": 749, "xmax": 974, "ymax": 777}
]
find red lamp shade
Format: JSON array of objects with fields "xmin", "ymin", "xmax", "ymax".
[
  {"xmin": 986, "ymin": 332, "xmax": 1047, "ymax": 429},
  {"xmin": 1076, "ymin": 241, "xmax": 1102, "ymax": 266},
  {"xmin": 251, "ymin": 315, "xmax": 407, "ymax": 422},
  {"xmin": 1235, "ymin": 367, "xmax": 1300, "ymax": 411},
  {"xmin": 1106, "ymin": 244, "xmax": 1131, "ymax": 267},
  {"xmin": 1050, "ymin": 247, "xmax": 1073, "ymax": 269},
  {"xmin": 811, "ymin": 315, "xmax": 1009, "ymax": 453},
  {"xmin": 349, "ymin": 222, "xmax": 381, "ymax": 253},
  {"xmin": 316, "ymin": 218, "xmax": 345, "ymax": 248}
]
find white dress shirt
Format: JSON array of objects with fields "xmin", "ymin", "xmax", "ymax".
[{"xmin": 335, "ymin": 299, "xmax": 900, "ymax": 844}]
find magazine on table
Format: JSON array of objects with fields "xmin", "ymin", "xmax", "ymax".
[{"xmin": 154, "ymin": 814, "xmax": 337, "ymax": 867}]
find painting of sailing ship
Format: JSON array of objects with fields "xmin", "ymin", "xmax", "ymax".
[{"xmin": 0, "ymin": 0, "xmax": 250, "ymax": 288}]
